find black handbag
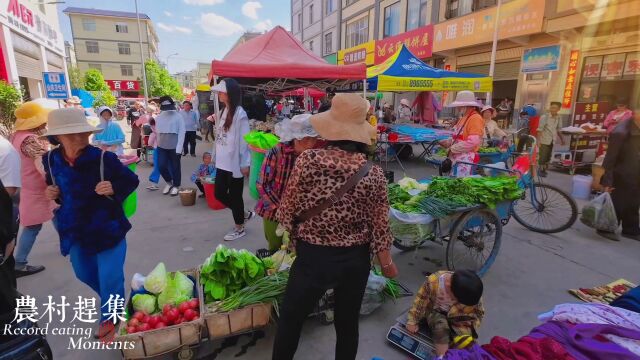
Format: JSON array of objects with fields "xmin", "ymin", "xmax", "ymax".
[{"xmin": 0, "ymin": 303, "xmax": 53, "ymax": 360}]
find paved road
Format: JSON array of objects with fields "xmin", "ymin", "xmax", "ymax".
[{"xmin": 15, "ymin": 137, "xmax": 640, "ymax": 360}]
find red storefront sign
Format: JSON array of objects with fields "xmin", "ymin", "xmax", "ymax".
[
  {"xmin": 562, "ymin": 50, "xmax": 579, "ymax": 109},
  {"xmin": 106, "ymin": 80, "xmax": 139, "ymax": 91},
  {"xmin": 7, "ymin": 0, "xmax": 34, "ymax": 27},
  {"xmin": 375, "ymin": 24, "xmax": 433, "ymax": 64},
  {"xmin": 572, "ymin": 101, "xmax": 609, "ymax": 126}
]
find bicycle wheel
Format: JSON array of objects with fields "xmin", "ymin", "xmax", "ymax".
[
  {"xmin": 512, "ymin": 183, "xmax": 578, "ymax": 234},
  {"xmin": 446, "ymin": 209, "xmax": 502, "ymax": 277}
]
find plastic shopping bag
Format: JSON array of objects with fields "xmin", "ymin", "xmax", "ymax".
[
  {"xmin": 580, "ymin": 192, "xmax": 618, "ymax": 232},
  {"xmin": 360, "ymin": 271, "xmax": 387, "ymax": 315}
]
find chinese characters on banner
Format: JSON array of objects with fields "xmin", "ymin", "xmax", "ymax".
[
  {"xmin": 432, "ymin": 0, "xmax": 545, "ymax": 52},
  {"xmin": 3, "ymin": 0, "xmax": 64, "ymax": 52},
  {"xmin": 374, "ymin": 25, "xmax": 433, "ymax": 64},
  {"xmin": 562, "ymin": 50, "xmax": 579, "ymax": 109},
  {"xmin": 105, "ymin": 80, "xmax": 140, "ymax": 91},
  {"xmin": 337, "ymin": 41, "xmax": 375, "ymax": 66},
  {"xmin": 572, "ymin": 102, "xmax": 609, "ymax": 127},
  {"xmin": 601, "ymin": 53, "xmax": 626, "ymax": 79},
  {"xmin": 11, "ymin": 295, "xmax": 126, "ymax": 324}
]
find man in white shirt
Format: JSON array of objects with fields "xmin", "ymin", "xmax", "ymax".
[
  {"xmin": 537, "ymin": 101, "xmax": 565, "ymax": 177},
  {"xmin": 0, "ymin": 135, "xmax": 20, "ymax": 286},
  {"xmin": 0, "ymin": 136, "xmax": 21, "ymax": 193}
]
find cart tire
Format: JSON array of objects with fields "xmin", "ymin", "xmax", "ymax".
[
  {"xmin": 446, "ymin": 209, "xmax": 502, "ymax": 277},
  {"xmin": 512, "ymin": 183, "xmax": 578, "ymax": 234},
  {"xmin": 392, "ymin": 238, "xmax": 426, "ymax": 251},
  {"xmin": 177, "ymin": 346, "xmax": 194, "ymax": 360}
]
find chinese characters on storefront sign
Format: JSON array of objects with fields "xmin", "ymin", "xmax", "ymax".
[
  {"xmin": 624, "ymin": 53, "xmax": 640, "ymax": 76},
  {"xmin": 105, "ymin": 80, "xmax": 140, "ymax": 91},
  {"xmin": 572, "ymin": 102, "xmax": 609, "ymax": 127},
  {"xmin": 337, "ymin": 41, "xmax": 375, "ymax": 66},
  {"xmin": 601, "ymin": 54, "xmax": 625, "ymax": 79},
  {"xmin": 562, "ymin": 50, "xmax": 579, "ymax": 109},
  {"xmin": 433, "ymin": 0, "xmax": 545, "ymax": 52},
  {"xmin": 3, "ymin": 0, "xmax": 63, "ymax": 51},
  {"xmin": 375, "ymin": 25, "xmax": 433, "ymax": 64}
]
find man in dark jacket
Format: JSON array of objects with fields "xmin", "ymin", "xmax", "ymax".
[{"xmin": 599, "ymin": 110, "xmax": 640, "ymax": 241}]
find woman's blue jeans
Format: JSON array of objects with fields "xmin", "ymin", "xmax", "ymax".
[{"xmin": 15, "ymin": 215, "xmax": 58, "ymax": 268}]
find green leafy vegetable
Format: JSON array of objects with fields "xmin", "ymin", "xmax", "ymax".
[
  {"xmin": 219, "ymin": 271, "xmax": 289, "ymax": 312},
  {"xmin": 426, "ymin": 176, "xmax": 523, "ymax": 209},
  {"xmin": 144, "ymin": 262, "xmax": 168, "ymax": 294},
  {"xmin": 132, "ymin": 294, "xmax": 156, "ymax": 314},
  {"xmin": 200, "ymin": 245, "xmax": 266, "ymax": 303},
  {"xmin": 478, "ymin": 147, "xmax": 501, "ymax": 153},
  {"xmin": 157, "ymin": 272, "xmax": 193, "ymax": 308}
]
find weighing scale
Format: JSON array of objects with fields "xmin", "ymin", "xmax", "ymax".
[{"xmin": 386, "ymin": 311, "xmax": 436, "ymax": 360}]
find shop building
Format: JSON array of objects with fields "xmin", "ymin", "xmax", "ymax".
[
  {"xmin": 292, "ymin": 0, "xmax": 340, "ymax": 60},
  {"xmin": 0, "ymin": 0, "xmax": 68, "ymax": 99},
  {"xmin": 63, "ymin": 7, "xmax": 159, "ymax": 82}
]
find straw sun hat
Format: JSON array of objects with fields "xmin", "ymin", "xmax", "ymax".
[
  {"xmin": 14, "ymin": 101, "xmax": 51, "ymax": 131},
  {"xmin": 275, "ymin": 114, "xmax": 318, "ymax": 143},
  {"xmin": 44, "ymin": 108, "xmax": 102, "ymax": 136},
  {"xmin": 448, "ymin": 90, "xmax": 482, "ymax": 107},
  {"xmin": 309, "ymin": 93, "xmax": 376, "ymax": 145}
]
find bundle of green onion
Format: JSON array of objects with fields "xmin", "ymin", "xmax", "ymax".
[{"xmin": 219, "ymin": 271, "xmax": 290, "ymax": 312}]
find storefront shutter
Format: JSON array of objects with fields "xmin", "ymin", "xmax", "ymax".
[
  {"xmin": 15, "ymin": 52, "xmax": 43, "ymax": 80},
  {"xmin": 458, "ymin": 61, "xmax": 521, "ymax": 81},
  {"xmin": 46, "ymin": 50, "xmax": 64, "ymax": 70}
]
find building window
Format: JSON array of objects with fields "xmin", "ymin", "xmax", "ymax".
[
  {"xmin": 326, "ymin": 0, "xmax": 336, "ymax": 14},
  {"xmin": 82, "ymin": 18, "xmax": 96, "ymax": 31},
  {"xmin": 446, "ymin": 0, "xmax": 496, "ymax": 19},
  {"xmin": 88, "ymin": 63, "xmax": 102, "ymax": 71},
  {"xmin": 121, "ymin": 65, "xmax": 134, "ymax": 76},
  {"xmin": 85, "ymin": 41, "xmax": 99, "ymax": 53},
  {"xmin": 118, "ymin": 43, "xmax": 131, "ymax": 55},
  {"xmin": 346, "ymin": 0, "xmax": 359, "ymax": 6},
  {"xmin": 309, "ymin": 40, "xmax": 314, "ymax": 52},
  {"xmin": 298, "ymin": 13, "xmax": 302, "ymax": 31},
  {"xmin": 115, "ymin": 23, "xmax": 129, "ymax": 33},
  {"xmin": 325, "ymin": 32, "xmax": 333, "ymax": 54},
  {"xmin": 346, "ymin": 16, "xmax": 368, "ymax": 48},
  {"xmin": 384, "ymin": 2, "xmax": 401, "ymax": 38},
  {"xmin": 309, "ymin": 4, "xmax": 314, "ymax": 24},
  {"xmin": 407, "ymin": 0, "xmax": 429, "ymax": 31}
]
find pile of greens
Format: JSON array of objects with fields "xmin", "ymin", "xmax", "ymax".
[
  {"xmin": 479, "ymin": 147, "xmax": 501, "ymax": 153},
  {"xmin": 426, "ymin": 176, "xmax": 523, "ymax": 209},
  {"xmin": 218, "ymin": 271, "xmax": 289, "ymax": 312},
  {"xmin": 200, "ymin": 245, "xmax": 266, "ymax": 303},
  {"xmin": 388, "ymin": 183, "xmax": 468, "ymax": 216}
]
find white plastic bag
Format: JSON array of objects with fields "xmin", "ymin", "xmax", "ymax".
[
  {"xmin": 360, "ymin": 272, "xmax": 387, "ymax": 315},
  {"xmin": 580, "ymin": 192, "xmax": 618, "ymax": 232}
]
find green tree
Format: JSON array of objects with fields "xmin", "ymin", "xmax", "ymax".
[
  {"xmin": 67, "ymin": 65, "xmax": 84, "ymax": 89},
  {"xmin": 144, "ymin": 60, "xmax": 183, "ymax": 101},
  {"xmin": 83, "ymin": 68, "xmax": 109, "ymax": 91},
  {"xmin": 0, "ymin": 81, "xmax": 23, "ymax": 138},
  {"xmin": 92, "ymin": 90, "xmax": 116, "ymax": 108}
]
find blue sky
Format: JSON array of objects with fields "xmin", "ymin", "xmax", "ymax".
[{"xmin": 57, "ymin": 0, "xmax": 291, "ymax": 74}]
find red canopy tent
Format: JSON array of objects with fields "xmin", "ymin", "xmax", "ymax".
[
  {"xmin": 209, "ymin": 26, "xmax": 365, "ymax": 91},
  {"xmin": 276, "ymin": 87, "xmax": 326, "ymax": 98}
]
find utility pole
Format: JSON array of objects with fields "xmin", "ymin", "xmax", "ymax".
[
  {"xmin": 135, "ymin": 0, "xmax": 149, "ymax": 102},
  {"xmin": 486, "ymin": 0, "xmax": 502, "ymax": 106}
]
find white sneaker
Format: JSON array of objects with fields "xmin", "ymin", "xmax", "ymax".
[
  {"xmin": 224, "ymin": 228, "xmax": 246, "ymax": 241},
  {"xmin": 245, "ymin": 211, "xmax": 256, "ymax": 222},
  {"xmin": 170, "ymin": 187, "xmax": 179, "ymax": 196},
  {"xmin": 162, "ymin": 185, "xmax": 172, "ymax": 195},
  {"xmin": 146, "ymin": 184, "xmax": 159, "ymax": 191}
]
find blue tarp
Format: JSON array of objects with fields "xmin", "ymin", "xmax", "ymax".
[{"xmin": 71, "ymin": 89, "xmax": 95, "ymax": 108}]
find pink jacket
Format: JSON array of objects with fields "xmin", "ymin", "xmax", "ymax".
[
  {"xmin": 604, "ymin": 109, "xmax": 632, "ymax": 133},
  {"xmin": 11, "ymin": 131, "xmax": 56, "ymax": 226}
]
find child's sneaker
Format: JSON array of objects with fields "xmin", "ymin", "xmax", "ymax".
[
  {"xmin": 146, "ymin": 184, "xmax": 159, "ymax": 191},
  {"xmin": 224, "ymin": 227, "xmax": 246, "ymax": 241}
]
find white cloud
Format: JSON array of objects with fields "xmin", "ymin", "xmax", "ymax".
[
  {"xmin": 241, "ymin": 1, "xmax": 262, "ymax": 20},
  {"xmin": 183, "ymin": 0, "xmax": 224, "ymax": 5},
  {"xmin": 157, "ymin": 22, "xmax": 193, "ymax": 34},
  {"xmin": 183, "ymin": 16, "xmax": 192, "ymax": 20},
  {"xmin": 200, "ymin": 13, "xmax": 243, "ymax": 37},
  {"xmin": 163, "ymin": 11, "xmax": 173, "ymax": 17},
  {"xmin": 253, "ymin": 19, "xmax": 272, "ymax": 32}
]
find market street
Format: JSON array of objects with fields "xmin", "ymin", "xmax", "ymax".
[{"xmin": 16, "ymin": 133, "xmax": 640, "ymax": 360}]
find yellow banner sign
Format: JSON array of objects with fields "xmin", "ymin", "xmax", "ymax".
[
  {"xmin": 376, "ymin": 75, "xmax": 493, "ymax": 92},
  {"xmin": 433, "ymin": 0, "xmax": 545, "ymax": 52},
  {"xmin": 338, "ymin": 41, "xmax": 375, "ymax": 66}
]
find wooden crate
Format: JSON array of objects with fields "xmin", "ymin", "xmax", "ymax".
[
  {"xmin": 203, "ymin": 302, "xmax": 272, "ymax": 339},
  {"xmin": 114, "ymin": 268, "xmax": 205, "ymax": 359}
]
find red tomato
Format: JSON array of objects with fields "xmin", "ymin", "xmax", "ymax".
[
  {"xmin": 173, "ymin": 317, "xmax": 184, "ymax": 325},
  {"xmin": 128, "ymin": 318, "xmax": 140, "ymax": 327},
  {"xmin": 161, "ymin": 315, "xmax": 170, "ymax": 324},
  {"xmin": 142, "ymin": 314, "xmax": 150, "ymax": 324},
  {"xmin": 155, "ymin": 322, "xmax": 167, "ymax": 329},
  {"xmin": 127, "ymin": 326, "xmax": 137, "ymax": 334},
  {"xmin": 191, "ymin": 314, "xmax": 199, "ymax": 321},
  {"xmin": 133, "ymin": 312, "xmax": 145, "ymax": 321},
  {"xmin": 162, "ymin": 304, "xmax": 173, "ymax": 315},
  {"xmin": 178, "ymin": 302, "xmax": 190, "ymax": 314},
  {"xmin": 138, "ymin": 323, "xmax": 151, "ymax": 332},
  {"xmin": 147, "ymin": 315, "xmax": 160, "ymax": 328},
  {"xmin": 183, "ymin": 309, "xmax": 196, "ymax": 321},
  {"xmin": 188, "ymin": 299, "xmax": 199, "ymax": 309},
  {"xmin": 166, "ymin": 309, "xmax": 179, "ymax": 323}
]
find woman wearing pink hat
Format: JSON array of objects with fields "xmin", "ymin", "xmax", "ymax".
[
  {"xmin": 441, "ymin": 91, "xmax": 484, "ymax": 177},
  {"xmin": 481, "ymin": 105, "xmax": 507, "ymax": 146}
]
